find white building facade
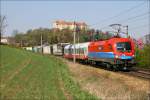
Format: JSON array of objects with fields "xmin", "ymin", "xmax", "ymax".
[{"xmin": 53, "ymin": 20, "xmax": 88, "ymax": 30}]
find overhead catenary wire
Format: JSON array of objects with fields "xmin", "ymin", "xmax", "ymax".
[
  {"xmin": 119, "ymin": 15, "xmax": 148, "ymax": 23},
  {"xmin": 102, "ymin": 11, "xmax": 149, "ymax": 29},
  {"xmin": 86, "ymin": 1, "xmax": 149, "ymax": 39},
  {"xmin": 125, "ymin": 24, "xmax": 148, "ymax": 38},
  {"xmin": 129, "ymin": 24, "xmax": 148, "ymax": 30},
  {"xmin": 92, "ymin": 11, "xmax": 149, "ymax": 32},
  {"xmin": 117, "ymin": 11, "xmax": 150, "ymax": 23},
  {"xmin": 89, "ymin": 1, "xmax": 146, "ymax": 27},
  {"xmin": 92, "ymin": 12, "xmax": 148, "ymax": 29}
]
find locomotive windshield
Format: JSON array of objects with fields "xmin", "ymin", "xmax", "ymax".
[{"xmin": 116, "ymin": 42, "xmax": 131, "ymax": 52}]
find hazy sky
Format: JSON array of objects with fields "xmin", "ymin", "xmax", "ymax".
[{"xmin": 1, "ymin": 0, "xmax": 149, "ymax": 39}]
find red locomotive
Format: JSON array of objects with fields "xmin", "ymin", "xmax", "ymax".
[{"xmin": 64, "ymin": 37, "xmax": 135, "ymax": 70}]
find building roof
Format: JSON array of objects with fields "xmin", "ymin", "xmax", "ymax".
[{"xmin": 55, "ymin": 20, "xmax": 87, "ymax": 26}]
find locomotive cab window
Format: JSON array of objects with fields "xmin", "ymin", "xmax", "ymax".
[{"xmin": 116, "ymin": 42, "xmax": 131, "ymax": 52}]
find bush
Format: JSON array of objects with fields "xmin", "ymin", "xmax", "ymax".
[{"xmin": 135, "ymin": 45, "xmax": 150, "ymax": 69}]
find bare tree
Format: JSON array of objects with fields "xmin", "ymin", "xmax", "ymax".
[{"xmin": 0, "ymin": 15, "xmax": 7, "ymax": 40}]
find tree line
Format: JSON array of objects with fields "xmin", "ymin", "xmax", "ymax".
[{"xmin": 13, "ymin": 27, "xmax": 113, "ymax": 47}]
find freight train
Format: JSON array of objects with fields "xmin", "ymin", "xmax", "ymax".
[{"xmin": 64, "ymin": 37, "xmax": 136, "ymax": 71}]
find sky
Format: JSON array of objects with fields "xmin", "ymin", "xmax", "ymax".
[{"xmin": 1, "ymin": 0, "xmax": 150, "ymax": 39}]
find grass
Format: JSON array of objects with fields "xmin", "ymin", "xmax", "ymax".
[
  {"xmin": 0, "ymin": 45, "xmax": 97, "ymax": 100},
  {"xmin": 66, "ymin": 60, "xmax": 149, "ymax": 100}
]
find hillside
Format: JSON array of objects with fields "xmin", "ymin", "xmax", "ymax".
[{"xmin": 0, "ymin": 45, "xmax": 97, "ymax": 100}]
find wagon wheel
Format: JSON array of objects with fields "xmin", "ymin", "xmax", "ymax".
[
  {"xmin": 113, "ymin": 65, "xmax": 119, "ymax": 71},
  {"xmin": 106, "ymin": 63, "xmax": 113, "ymax": 71}
]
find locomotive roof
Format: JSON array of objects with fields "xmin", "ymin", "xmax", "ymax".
[{"xmin": 91, "ymin": 37, "xmax": 132, "ymax": 43}]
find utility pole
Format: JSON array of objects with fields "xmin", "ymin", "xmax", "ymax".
[
  {"xmin": 73, "ymin": 21, "xmax": 76, "ymax": 63},
  {"xmin": 123, "ymin": 25, "xmax": 129, "ymax": 38},
  {"xmin": 20, "ymin": 40, "xmax": 22, "ymax": 47},
  {"xmin": 0, "ymin": 16, "xmax": 7, "ymax": 40},
  {"xmin": 92, "ymin": 30, "xmax": 94, "ymax": 41},
  {"xmin": 149, "ymin": 0, "xmax": 150, "ymax": 35},
  {"xmin": 76, "ymin": 25, "xmax": 80, "ymax": 44},
  {"xmin": 126, "ymin": 25, "xmax": 128, "ymax": 37},
  {"xmin": 41, "ymin": 33, "xmax": 43, "ymax": 53},
  {"xmin": 148, "ymin": 1, "xmax": 150, "ymax": 97}
]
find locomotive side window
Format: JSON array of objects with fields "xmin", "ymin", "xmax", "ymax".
[{"xmin": 117, "ymin": 42, "xmax": 131, "ymax": 52}]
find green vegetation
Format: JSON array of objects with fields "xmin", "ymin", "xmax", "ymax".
[
  {"xmin": 12, "ymin": 28, "xmax": 112, "ymax": 47},
  {"xmin": 0, "ymin": 45, "xmax": 98, "ymax": 100},
  {"xmin": 135, "ymin": 45, "xmax": 150, "ymax": 69}
]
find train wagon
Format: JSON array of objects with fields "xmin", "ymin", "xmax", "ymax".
[
  {"xmin": 43, "ymin": 45, "xmax": 52, "ymax": 54},
  {"xmin": 53, "ymin": 43, "xmax": 70, "ymax": 56},
  {"xmin": 64, "ymin": 42, "xmax": 90, "ymax": 60}
]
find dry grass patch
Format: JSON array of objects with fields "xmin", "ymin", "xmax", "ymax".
[{"xmin": 65, "ymin": 60, "xmax": 150, "ymax": 100}]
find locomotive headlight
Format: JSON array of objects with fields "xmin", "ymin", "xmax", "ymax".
[
  {"xmin": 132, "ymin": 54, "xmax": 136, "ymax": 58},
  {"xmin": 115, "ymin": 55, "xmax": 119, "ymax": 59}
]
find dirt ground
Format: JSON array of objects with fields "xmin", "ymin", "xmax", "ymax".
[{"xmin": 64, "ymin": 59, "xmax": 150, "ymax": 100}]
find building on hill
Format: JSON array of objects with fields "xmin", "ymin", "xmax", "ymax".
[{"xmin": 52, "ymin": 20, "xmax": 88, "ymax": 30}]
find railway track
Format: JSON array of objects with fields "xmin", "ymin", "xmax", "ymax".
[
  {"xmin": 79, "ymin": 60, "xmax": 150, "ymax": 80},
  {"xmin": 122, "ymin": 67, "xmax": 150, "ymax": 80},
  {"xmin": 61, "ymin": 57, "xmax": 150, "ymax": 80}
]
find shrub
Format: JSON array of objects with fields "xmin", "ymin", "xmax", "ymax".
[{"xmin": 135, "ymin": 45, "xmax": 150, "ymax": 69}]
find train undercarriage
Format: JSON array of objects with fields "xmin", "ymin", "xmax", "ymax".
[{"xmin": 70, "ymin": 57, "xmax": 136, "ymax": 71}]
